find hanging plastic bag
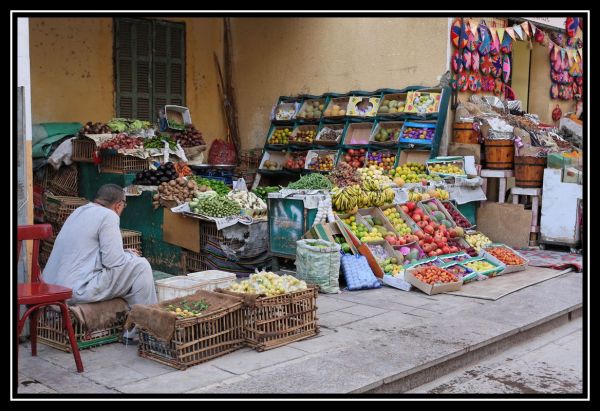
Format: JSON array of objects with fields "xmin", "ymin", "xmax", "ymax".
[
  {"xmin": 208, "ymin": 138, "xmax": 237, "ymax": 165},
  {"xmin": 232, "ymin": 177, "xmax": 248, "ymax": 192}
]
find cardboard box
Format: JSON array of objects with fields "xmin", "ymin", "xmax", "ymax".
[
  {"xmin": 476, "ymin": 203, "xmax": 532, "ymax": 249},
  {"xmin": 404, "ymin": 91, "xmax": 442, "ymax": 114},
  {"xmin": 346, "ymin": 96, "xmax": 381, "ymax": 117},
  {"xmin": 405, "ymin": 267, "xmax": 462, "ymax": 295},
  {"xmin": 481, "ymin": 243, "xmax": 529, "ymax": 274},
  {"xmin": 165, "ymin": 105, "xmax": 192, "ymax": 130},
  {"xmin": 162, "ymin": 209, "xmax": 201, "ymax": 253},
  {"xmin": 398, "ymin": 150, "xmax": 430, "ymax": 166}
]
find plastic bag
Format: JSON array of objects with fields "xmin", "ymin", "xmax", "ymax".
[
  {"xmin": 295, "ymin": 239, "xmax": 341, "ymax": 294},
  {"xmin": 340, "ymin": 254, "xmax": 381, "ymax": 291},
  {"xmin": 208, "ymin": 139, "xmax": 237, "ymax": 165},
  {"xmin": 232, "ymin": 178, "xmax": 248, "ymax": 192}
]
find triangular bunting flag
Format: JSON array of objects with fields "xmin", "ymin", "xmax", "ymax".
[
  {"xmin": 497, "ymin": 28, "xmax": 506, "ymax": 43},
  {"xmin": 514, "ymin": 25, "xmax": 523, "ymax": 40},
  {"xmin": 560, "ymin": 48, "xmax": 566, "ymax": 61},
  {"xmin": 506, "ymin": 27, "xmax": 516, "ymax": 40},
  {"xmin": 569, "ymin": 49, "xmax": 576, "ymax": 63},
  {"xmin": 489, "ymin": 27, "xmax": 499, "ymax": 46},
  {"xmin": 554, "ymin": 45, "xmax": 561, "ymax": 58},
  {"xmin": 530, "ymin": 23, "xmax": 537, "ymax": 36},
  {"xmin": 548, "ymin": 41, "xmax": 555, "ymax": 53},
  {"xmin": 521, "ymin": 21, "xmax": 530, "ymax": 37},
  {"xmin": 470, "ymin": 20, "xmax": 479, "ymax": 35}
]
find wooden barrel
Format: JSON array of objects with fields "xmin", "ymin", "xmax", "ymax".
[
  {"xmin": 484, "ymin": 139, "xmax": 514, "ymax": 169},
  {"xmin": 514, "ymin": 156, "xmax": 547, "ymax": 188},
  {"xmin": 453, "ymin": 122, "xmax": 480, "ymax": 144}
]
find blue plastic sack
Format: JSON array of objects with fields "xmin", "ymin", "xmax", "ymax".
[{"xmin": 340, "ymin": 254, "xmax": 381, "ymax": 291}]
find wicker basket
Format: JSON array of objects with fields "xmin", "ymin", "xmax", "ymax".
[
  {"xmin": 219, "ymin": 286, "xmax": 319, "ymax": 351},
  {"xmin": 121, "ymin": 229, "xmax": 142, "ymax": 253},
  {"xmin": 43, "ymin": 194, "xmax": 89, "ymax": 228},
  {"xmin": 182, "ymin": 249, "xmax": 210, "ymax": 273},
  {"xmin": 100, "ymin": 154, "xmax": 149, "ymax": 174},
  {"xmin": 137, "ymin": 292, "xmax": 245, "ymax": 370},
  {"xmin": 47, "ymin": 165, "xmax": 79, "ymax": 197},
  {"xmin": 36, "ymin": 305, "xmax": 125, "ymax": 351},
  {"xmin": 72, "ymin": 138, "xmax": 97, "ymax": 163}
]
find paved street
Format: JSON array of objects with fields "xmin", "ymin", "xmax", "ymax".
[{"xmin": 409, "ymin": 317, "xmax": 584, "ymax": 394}]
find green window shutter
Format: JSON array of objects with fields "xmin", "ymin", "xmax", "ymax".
[
  {"xmin": 115, "ymin": 18, "xmax": 185, "ymax": 122},
  {"xmin": 153, "ymin": 21, "xmax": 185, "ymax": 118}
]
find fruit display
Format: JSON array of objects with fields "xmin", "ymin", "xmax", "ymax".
[
  {"xmin": 400, "ymin": 126, "xmax": 435, "ymax": 142},
  {"xmin": 80, "ymin": 121, "xmax": 111, "ymax": 135},
  {"xmin": 99, "ymin": 134, "xmax": 144, "ymax": 150},
  {"xmin": 411, "ymin": 266, "xmax": 459, "ymax": 285},
  {"xmin": 165, "ymin": 299, "xmax": 209, "ymax": 319},
  {"xmin": 328, "ymin": 162, "xmax": 362, "ymax": 188},
  {"xmin": 290, "ymin": 128, "xmax": 316, "ymax": 144},
  {"xmin": 419, "ymin": 199, "xmax": 456, "ymax": 229},
  {"xmin": 378, "ymin": 98, "xmax": 405, "ymax": 115},
  {"xmin": 134, "ymin": 162, "xmax": 178, "ymax": 185},
  {"xmin": 371, "ymin": 125, "xmax": 401, "ymax": 143},
  {"xmin": 439, "ymin": 252, "xmax": 471, "ymax": 264},
  {"xmin": 485, "ymin": 246, "xmax": 526, "ymax": 266},
  {"xmin": 357, "ymin": 169, "xmax": 395, "ymax": 208},
  {"xmin": 285, "ymin": 152, "xmax": 307, "ymax": 170},
  {"xmin": 306, "ymin": 152, "xmax": 335, "ymax": 172},
  {"xmin": 191, "ymin": 177, "xmax": 231, "ymax": 196},
  {"xmin": 367, "ymin": 244, "xmax": 403, "ymax": 275},
  {"xmin": 274, "ymin": 103, "xmax": 298, "ymax": 121},
  {"xmin": 252, "ymin": 186, "xmax": 280, "ymax": 201},
  {"xmin": 365, "ymin": 151, "xmax": 397, "ymax": 172},
  {"xmin": 343, "ymin": 216, "xmax": 383, "ymax": 243},
  {"xmin": 172, "ymin": 124, "xmax": 205, "ymax": 147},
  {"xmin": 427, "ymin": 161, "xmax": 465, "ymax": 176},
  {"xmin": 227, "ymin": 271, "xmax": 307, "ymax": 297},
  {"xmin": 396, "ymin": 244, "xmax": 426, "ymax": 266},
  {"xmin": 448, "ymin": 238, "xmax": 478, "ymax": 257},
  {"xmin": 339, "ymin": 148, "xmax": 367, "ymax": 169},
  {"xmin": 465, "ymin": 232, "xmax": 493, "ymax": 252},
  {"xmin": 297, "ymin": 99, "xmax": 325, "ymax": 120},
  {"xmin": 315, "ymin": 126, "xmax": 343, "ymax": 144},
  {"xmin": 333, "ymin": 235, "xmax": 352, "ymax": 254},
  {"xmin": 323, "ymin": 99, "xmax": 348, "ymax": 117},
  {"xmin": 268, "ymin": 128, "xmax": 292, "ymax": 145},
  {"xmin": 388, "ymin": 163, "xmax": 442, "ymax": 183},
  {"xmin": 442, "ymin": 263, "xmax": 475, "ymax": 282},
  {"xmin": 261, "ymin": 159, "xmax": 282, "ymax": 171},
  {"xmin": 381, "ymin": 207, "xmax": 419, "ymax": 245},
  {"xmin": 404, "ymin": 92, "xmax": 441, "ymax": 114},
  {"xmin": 287, "ymin": 173, "xmax": 333, "ymax": 190},
  {"xmin": 405, "ymin": 205, "xmax": 461, "ymax": 257},
  {"xmin": 442, "ymin": 201, "xmax": 473, "ymax": 229},
  {"xmin": 463, "ymin": 259, "xmax": 499, "ymax": 275},
  {"xmin": 189, "ymin": 194, "xmax": 241, "ymax": 218},
  {"xmin": 362, "ymin": 214, "xmax": 399, "ymax": 244},
  {"xmin": 332, "ymin": 185, "xmax": 361, "ymax": 212}
]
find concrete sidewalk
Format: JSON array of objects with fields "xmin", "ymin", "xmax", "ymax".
[{"xmin": 15, "ymin": 271, "xmax": 583, "ymax": 395}]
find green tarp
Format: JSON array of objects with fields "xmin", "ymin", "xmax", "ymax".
[{"xmin": 32, "ymin": 122, "xmax": 82, "ymax": 158}]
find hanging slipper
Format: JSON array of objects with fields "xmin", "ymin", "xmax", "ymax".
[
  {"xmin": 502, "ymin": 54, "xmax": 511, "ymax": 83},
  {"xmin": 469, "ymin": 73, "xmax": 481, "ymax": 92},
  {"xmin": 500, "ymin": 33, "xmax": 513, "ymax": 53},
  {"xmin": 480, "ymin": 54, "xmax": 493, "ymax": 75},
  {"xmin": 550, "ymin": 51, "xmax": 563, "ymax": 72},
  {"xmin": 493, "ymin": 78, "xmax": 504, "ymax": 96},
  {"xmin": 458, "ymin": 73, "xmax": 469, "ymax": 92},
  {"xmin": 471, "ymin": 50, "xmax": 480, "ymax": 72},
  {"xmin": 467, "ymin": 25, "xmax": 480, "ymax": 51},
  {"xmin": 452, "ymin": 49, "xmax": 464, "ymax": 73},
  {"xmin": 451, "ymin": 18, "xmax": 468, "ymax": 49},
  {"xmin": 483, "ymin": 75, "xmax": 495, "ymax": 92},
  {"xmin": 490, "ymin": 32, "xmax": 500, "ymax": 55},
  {"xmin": 566, "ymin": 17, "xmax": 579, "ymax": 38},
  {"xmin": 490, "ymin": 54, "xmax": 503, "ymax": 78},
  {"xmin": 550, "ymin": 83, "xmax": 560, "ymax": 99},
  {"xmin": 575, "ymin": 76, "xmax": 583, "ymax": 86},
  {"xmin": 572, "ymin": 82, "xmax": 579, "ymax": 96},
  {"xmin": 478, "ymin": 23, "xmax": 492, "ymax": 56},
  {"xmin": 551, "ymin": 69, "xmax": 562, "ymax": 83},
  {"xmin": 463, "ymin": 49, "xmax": 472, "ymax": 70}
]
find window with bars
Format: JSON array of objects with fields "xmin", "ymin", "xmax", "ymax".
[{"xmin": 114, "ymin": 18, "xmax": 185, "ymax": 122}]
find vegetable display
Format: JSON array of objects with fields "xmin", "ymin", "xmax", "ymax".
[
  {"xmin": 134, "ymin": 162, "xmax": 178, "ymax": 185},
  {"xmin": 154, "ymin": 177, "xmax": 206, "ymax": 207},
  {"xmin": 226, "ymin": 190, "xmax": 267, "ymax": 210},
  {"xmin": 227, "ymin": 271, "xmax": 307, "ymax": 297},
  {"xmin": 191, "ymin": 177, "xmax": 231, "ymax": 196},
  {"xmin": 143, "ymin": 135, "xmax": 178, "ymax": 150},
  {"xmin": 172, "ymin": 124, "xmax": 205, "ymax": 147},
  {"xmin": 99, "ymin": 134, "xmax": 144, "ymax": 150},
  {"xmin": 80, "ymin": 122, "xmax": 111, "ymax": 135},
  {"xmin": 107, "ymin": 118, "xmax": 152, "ymax": 133},
  {"xmin": 252, "ymin": 186, "xmax": 280, "ymax": 200},
  {"xmin": 189, "ymin": 195, "xmax": 241, "ymax": 218},
  {"xmin": 287, "ymin": 173, "xmax": 333, "ymax": 190},
  {"xmin": 165, "ymin": 299, "xmax": 209, "ymax": 318}
]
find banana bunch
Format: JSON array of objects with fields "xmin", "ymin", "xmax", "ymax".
[
  {"xmin": 332, "ymin": 185, "xmax": 361, "ymax": 212},
  {"xmin": 383, "ymin": 188, "xmax": 395, "ymax": 203},
  {"xmin": 408, "ymin": 191, "xmax": 422, "ymax": 202},
  {"xmin": 434, "ymin": 188, "xmax": 449, "ymax": 200},
  {"xmin": 362, "ymin": 178, "xmax": 380, "ymax": 192},
  {"xmin": 357, "ymin": 189, "xmax": 370, "ymax": 208}
]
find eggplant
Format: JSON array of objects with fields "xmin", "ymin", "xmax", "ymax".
[{"xmin": 159, "ymin": 176, "xmax": 169, "ymax": 183}]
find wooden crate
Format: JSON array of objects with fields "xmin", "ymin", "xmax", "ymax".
[
  {"xmin": 37, "ymin": 305, "xmax": 125, "ymax": 351},
  {"xmin": 137, "ymin": 291, "xmax": 245, "ymax": 370},
  {"xmin": 100, "ymin": 154, "xmax": 149, "ymax": 174},
  {"xmin": 72, "ymin": 138, "xmax": 97, "ymax": 163},
  {"xmin": 219, "ymin": 286, "xmax": 319, "ymax": 351},
  {"xmin": 121, "ymin": 229, "xmax": 142, "ymax": 253}
]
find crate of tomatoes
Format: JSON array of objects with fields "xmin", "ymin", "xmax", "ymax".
[
  {"xmin": 481, "ymin": 244, "xmax": 529, "ymax": 274},
  {"xmin": 405, "ymin": 265, "xmax": 462, "ymax": 295}
]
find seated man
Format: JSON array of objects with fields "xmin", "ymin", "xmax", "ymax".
[{"xmin": 43, "ymin": 184, "xmax": 157, "ymax": 342}]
